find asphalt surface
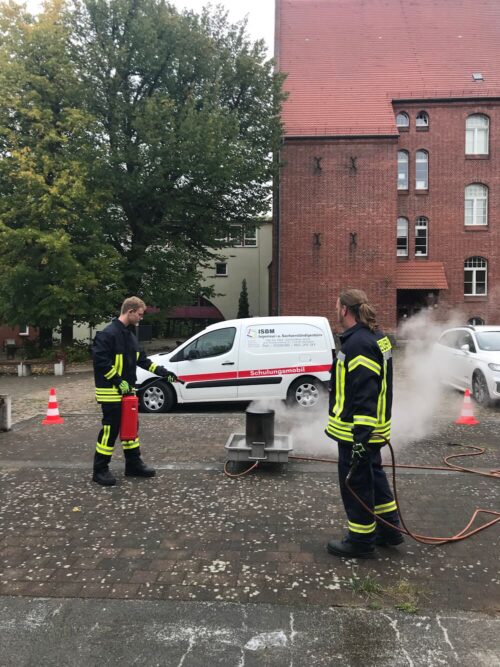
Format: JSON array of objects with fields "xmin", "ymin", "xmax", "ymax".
[{"xmin": 0, "ymin": 367, "xmax": 499, "ymax": 666}]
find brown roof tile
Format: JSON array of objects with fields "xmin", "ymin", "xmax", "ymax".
[
  {"xmin": 396, "ymin": 262, "xmax": 448, "ymax": 290},
  {"xmin": 277, "ymin": 0, "xmax": 500, "ymax": 136}
]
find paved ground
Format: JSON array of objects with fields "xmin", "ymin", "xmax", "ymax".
[{"xmin": 0, "ymin": 363, "xmax": 499, "ymax": 665}]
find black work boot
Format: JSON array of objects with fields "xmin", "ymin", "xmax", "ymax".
[
  {"xmin": 125, "ymin": 456, "xmax": 156, "ymax": 478},
  {"xmin": 92, "ymin": 453, "xmax": 116, "ymax": 486},
  {"xmin": 375, "ymin": 531, "xmax": 405, "ymax": 546},
  {"xmin": 327, "ymin": 537, "xmax": 375, "ymax": 559}
]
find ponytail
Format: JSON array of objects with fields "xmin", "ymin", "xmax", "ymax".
[{"xmin": 339, "ymin": 288, "xmax": 378, "ymax": 332}]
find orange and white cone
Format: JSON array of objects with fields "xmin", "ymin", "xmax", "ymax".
[
  {"xmin": 42, "ymin": 388, "xmax": 64, "ymax": 425},
  {"xmin": 455, "ymin": 389, "xmax": 479, "ymax": 426}
]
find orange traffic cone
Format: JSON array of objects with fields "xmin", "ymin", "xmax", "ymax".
[
  {"xmin": 42, "ymin": 388, "xmax": 64, "ymax": 425},
  {"xmin": 455, "ymin": 389, "xmax": 479, "ymax": 425}
]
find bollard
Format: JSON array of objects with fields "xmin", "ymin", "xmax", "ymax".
[
  {"xmin": 0, "ymin": 394, "xmax": 12, "ymax": 431},
  {"xmin": 54, "ymin": 360, "xmax": 65, "ymax": 376}
]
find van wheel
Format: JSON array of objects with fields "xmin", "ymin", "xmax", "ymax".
[
  {"xmin": 139, "ymin": 381, "xmax": 176, "ymax": 413},
  {"xmin": 286, "ymin": 376, "xmax": 324, "ymax": 409}
]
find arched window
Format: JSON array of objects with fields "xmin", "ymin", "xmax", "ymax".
[
  {"xmin": 397, "ymin": 217, "xmax": 408, "ymax": 256},
  {"xmin": 396, "ymin": 112, "xmax": 409, "ymax": 128},
  {"xmin": 468, "ymin": 316, "xmax": 484, "ymax": 325},
  {"xmin": 464, "ymin": 257, "xmax": 487, "ymax": 295},
  {"xmin": 416, "ymin": 111, "xmax": 429, "ymax": 128},
  {"xmin": 397, "ymin": 151, "xmax": 409, "ymax": 190},
  {"xmin": 415, "ymin": 217, "xmax": 428, "ymax": 256},
  {"xmin": 465, "ymin": 114, "xmax": 489, "ymax": 154},
  {"xmin": 465, "ymin": 184, "xmax": 488, "ymax": 226},
  {"xmin": 415, "ymin": 150, "xmax": 428, "ymax": 189}
]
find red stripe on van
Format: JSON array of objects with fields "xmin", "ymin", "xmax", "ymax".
[
  {"xmin": 238, "ymin": 364, "xmax": 331, "ymax": 378},
  {"xmin": 178, "ymin": 364, "xmax": 331, "ymax": 383}
]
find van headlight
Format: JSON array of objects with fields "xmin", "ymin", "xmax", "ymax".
[{"xmin": 488, "ymin": 363, "xmax": 500, "ymax": 372}]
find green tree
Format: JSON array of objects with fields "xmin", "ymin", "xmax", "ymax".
[
  {"xmin": 0, "ymin": 0, "xmax": 122, "ymax": 343},
  {"xmin": 69, "ymin": 0, "xmax": 284, "ymax": 301},
  {"xmin": 237, "ymin": 278, "xmax": 250, "ymax": 318},
  {"xmin": 0, "ymin": 0, "xmax": 284, "ymax": 343}
]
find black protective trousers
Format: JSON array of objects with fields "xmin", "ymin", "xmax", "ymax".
[
  {"xmin": 94, "ymin": 402, "xmax": 141, "ymax": 470},
  {"xmin": 337, "ymin": 440, "xmax": 401, "ymax": 545}
]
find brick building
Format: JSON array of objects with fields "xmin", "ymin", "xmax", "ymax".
[{"xmin": 273, "ymin": 0, "xmax": 500, "ymax": 331}]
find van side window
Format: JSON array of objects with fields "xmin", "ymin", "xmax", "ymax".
[
  {"xmin": 182, "ymin": 327, "xmax": 236, "ymax": 360},
  {"xmin": 457, "ymin": 332, "xmax": 476, "ymax": 352}
]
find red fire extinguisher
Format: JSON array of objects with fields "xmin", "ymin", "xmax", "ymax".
[{"xmin": 120, "ymin": 393, "xmax": 139, "ymax": 441}]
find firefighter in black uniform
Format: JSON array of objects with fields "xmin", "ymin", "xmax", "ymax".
[
  {"xmin": 325, "ymin": 289, "xmax": 403, "ymax": 558},
  {"xmin": 92, "ymin": 296, "xmax": 179, "ymax": 486}
]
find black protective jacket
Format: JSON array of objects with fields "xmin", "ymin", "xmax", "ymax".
[
  {"xmin": 92, "ymin": 319, "xmax": 167, "ymax": 403},
  {"xmin": 325, "ymin": 323, "xmax": 393, "ymax": 445}
]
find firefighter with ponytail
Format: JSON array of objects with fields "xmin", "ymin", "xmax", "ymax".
[
  {"xmin": 325, "ymin": 289, "xmax": 402, "ymax": 558},
  {"xmin": 92, "ymin": 296, "xmax": 180, "ymax": 486}
]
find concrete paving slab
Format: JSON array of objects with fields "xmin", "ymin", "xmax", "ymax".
[{"xmin": 0, "ymin": 597, "xmax": 499, "ymax": 667}]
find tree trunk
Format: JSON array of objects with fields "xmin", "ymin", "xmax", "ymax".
[{"xmin": 61, "ymin": 321, "xmax": 74, "ymax": 346}]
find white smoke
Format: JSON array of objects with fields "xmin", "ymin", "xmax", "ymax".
[{"xmin": 391, "ymin": 308, "xmax": 466, "ymax": 447}]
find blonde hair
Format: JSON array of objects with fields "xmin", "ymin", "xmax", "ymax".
[
  {"xmin": 339, "ymin": 288, "xmax": 378, "ymax": 332},
  {"xmin": 121, "ymin": 296, "xmax": 146, "ymax": 314}
]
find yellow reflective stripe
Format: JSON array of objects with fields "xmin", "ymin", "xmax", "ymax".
[
  {"xmin": 377, "ymin": 336, "xmax": 392, "ymax": 354},
  {"xmin": 136, "ymin": 352, "xmax": 140, "ymax": 360},
  {"xmin": 102, "ymin": 425, "xmax": 110, "ymax": 447},
  {"xmin": 326, "ymin": 424, "xmax": 354, "ymax": 442},
  {"xmin": 333, "ymin": 359, "xmax": 346, "ymax": 415},
  {"xmin": 96, "ymin": 388, "xmax": 120, "ymax": 393},
  {"xmin": 348, "ymin": 520, "xmax": 376, "ymax": 534},
  {"xmin": 122, "ymin": 440, "xmax": 140, "ymax": 450},
  {"xmin": 348, "ymin": 355, "xmax": 381, "ymax": 375},
  {"xmin": 377, "ymin": 360, "xmax": 388, "ymax": 423},
  {"xmin": 149, "ymin": 363, "xmax": 158, "ymax": 373},
  {"xmin": 96, "ymin": 443, "xmax": 114, "ymax": 455},
  {"xmin": 353, "ymin": 414, "xmax": 378, "ymax": 426},
  {"xmin": 375, "ymin": 501, "xmax": 398, "ymax": 514},
  {"xmin": 104, "ymin": 368, "xmax": 117, "ymax": 380}
]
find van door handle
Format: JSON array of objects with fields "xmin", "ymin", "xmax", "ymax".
[{"xmin": 221, "ymin": 361, "xmax": 235, "ymax": 366}]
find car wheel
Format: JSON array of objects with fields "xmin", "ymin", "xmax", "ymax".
[
  {"xmin": 286, "ymin": 376, "xmax": 325, "ymax": 409},
  {"xmin": 139, "ymin": 381, "xmax": 175, "ymax": 413},
  {"xmin": 472, "ymin": 371, "xmax": 491, "ymax": 407}
]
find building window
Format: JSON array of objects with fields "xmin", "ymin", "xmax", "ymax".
[
  {"xmin": 397, "ymin": 217, "xmax": 409, "ymax": 256},
  {"xmin": 465, "ymin": 114, "xmax": 489, "ymax": 155},
  {"xmin": 465, "ymin": 184, "xmax": 488, "ymax": 226},
  {"xmin": 464, "ymin": 257, "xmax": 487, "ymax": 295},
  {"xmin": 215, "ymin": 262, "xmax": 227, "ymax": 276},
  {"xmin": 397, "ymin": 151, "xmax": 409, "ymax": 190},
  {"xmin": 468, "ymin": 316, "xmax": 484, "ymax": 325},
  {"xmin": 416, "ymin": 111, "xmax": 429, "ymax": 128},
  {"xmin": 396, "ymin": 112, "xmax": 409, "ymax": 128},
  {"xmin": 415, "ymin": 150, "xmax": 428, "ymax": 189},
  {"xmin": 222, "ymin": 225, "xmax": 258, "ymax": 247},
  {"xmin": 18, "ymin": 325, "xmax": 29, "ymax": 336},
  {"xmin": 415, "ymin": 217, "xmax": 428, "ymax": 256}
]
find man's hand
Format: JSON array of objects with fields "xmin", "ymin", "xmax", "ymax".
[
  {"xmin": 157, "ymin": 368, "xmax": 184, "ymax": 384},
  {"xmin": 118, "ymin": 379, "xmax": 131, "ymax": 395},
  {"xmin": 351, "ymin": 442, "xmax": 368, "ymax": 465}
]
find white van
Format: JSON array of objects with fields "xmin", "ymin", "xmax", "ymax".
[{"xmin": 136, "ymin": 316, "xmax": 335, "ymax": 413}]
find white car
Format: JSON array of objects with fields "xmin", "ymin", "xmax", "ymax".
[
  {"xmin": 433, "ymin": 325, "xmax": 500, "ymax": 405},
  {"xmin": 136, "ymin": 316, "xmax": 335, "ymax": 413}
]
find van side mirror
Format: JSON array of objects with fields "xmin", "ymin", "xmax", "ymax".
[
  {"xmin": 460, "ymin": 344, "xmax": 470, "ymax": 353},
  {"xmin": 187, "ymin": 349, "xmax": 201, "ymax": 360}
]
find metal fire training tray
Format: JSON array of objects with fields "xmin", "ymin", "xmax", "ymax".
[{"xmin": 225, "ymin": 433, "xmax": 293, "ymax": 463}]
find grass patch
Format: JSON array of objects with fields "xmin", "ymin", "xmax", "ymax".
[
  {"xmin": 349, "ymin": 576, "xmax": 383, "ymax": 599},
  {"xmin": 382, "ymin": 579, "xmax": 422, "ymax": 614}
]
